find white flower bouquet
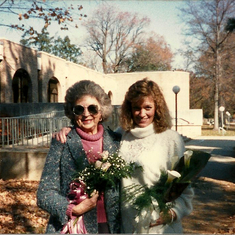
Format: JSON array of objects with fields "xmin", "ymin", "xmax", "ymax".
[
  {"xmin": 123, "ymin": 150, "xmax": 211, "ymax": 214},
  {"xmin": 73, "ymin": 151, "xmax": 139, "ymax": 197}
]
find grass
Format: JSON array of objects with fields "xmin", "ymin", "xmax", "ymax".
[{"xmin": 202, "ymin": 125, "xmax": 235, "ymax": 136}]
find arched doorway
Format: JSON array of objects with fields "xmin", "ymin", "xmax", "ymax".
[
  {"xmin": 48, "ymin": 77, "xmax": 59, "ymax": 103},
  {"xmin": 12, "ymin": 69, "xmax": 32, "ymax": 103}
]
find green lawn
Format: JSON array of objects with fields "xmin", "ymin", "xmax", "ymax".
[{"xmin": 202, "ymin": 125, "xmax": 235, "ymax": 136}]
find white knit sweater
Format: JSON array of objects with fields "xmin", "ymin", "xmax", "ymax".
[{"xmin": 119, "ymin": 124, "xmax": 194, "ymax": 234}]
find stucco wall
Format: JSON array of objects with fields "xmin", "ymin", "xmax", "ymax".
[
  {"xmin": 107, "ymin": 71, "xmax": 190, "ymax": 108},
  {"xmin": 0, "ymin": 39, "xmax": 38, "ymax": 103},
  {"xmin": 38, "ymin": 51, "xmax": 117, "ymax": 102}
]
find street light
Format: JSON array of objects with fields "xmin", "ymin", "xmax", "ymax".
[
  {"xmin": 172, "ymin": 85, "xmax": 180, "ymax": 131},
  {"xmin": 219, "ymin": 106, "xmax": 225, "ymax": 135}
]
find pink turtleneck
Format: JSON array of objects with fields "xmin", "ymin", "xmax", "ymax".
[{"xmin": 76, "ymin": 124, "xmax": 107, "ymax": 223}]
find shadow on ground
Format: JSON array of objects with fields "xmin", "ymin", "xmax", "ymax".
[
  {"xmin": 0, "ymin": 180, "xmax": 49, "ymax": 234},
  {"xmin": 182, "ymin": 177, "xmax": 235, "ymax": 234}
]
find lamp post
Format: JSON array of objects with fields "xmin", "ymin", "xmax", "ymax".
[
  {"xmin": 219, "ymin": 106, "xmax": 225, "ymax": 135},
  {"xmin": 172, "ymin": 85, "xmax": 180, "ymax": 131}
]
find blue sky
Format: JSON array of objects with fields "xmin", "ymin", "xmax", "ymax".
[{"xmin": 0, "ymin": 0, "xmax": 188, "ymax": 69}]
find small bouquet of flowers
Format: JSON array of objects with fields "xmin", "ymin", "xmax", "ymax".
[
  {"xmin": 122, "ymin": 149, "xmax": 211, "ymax": 215},
  {"xmin": 61, "ymin": 151, "xmax": 139, "ymax": 234},
  {"xmin": 74, "ymin": 150, "xmax": 139, "ymax": 197}
]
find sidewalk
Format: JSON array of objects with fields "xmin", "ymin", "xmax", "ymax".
[{"xmin": 182, "ymin": 136, "xmax": 235, "ymax": 234}]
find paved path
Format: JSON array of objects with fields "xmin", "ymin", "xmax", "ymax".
[
  {"xmin": 185, "ymin": 136, "xmax": 235, "ymax": 183},
  {"xmin": 182, "ymin": 136, "xmax": 235, "ymax": 233}
]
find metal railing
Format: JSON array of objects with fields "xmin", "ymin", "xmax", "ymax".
[
  {"xmin": 0, "ymin": 107, "xmax": 120, "ymax": 149},
  {"xmin": 0, "ymin": 114, "xmax": 71, "ymax": 148}
]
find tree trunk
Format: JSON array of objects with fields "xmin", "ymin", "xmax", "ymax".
[
  {"xmin": 214, "ymin": 78, "xmax": 219, "ymax": 130},
  {"xmin": 213, "ymin": 4, "xmax": 221, "ymax": 131}
]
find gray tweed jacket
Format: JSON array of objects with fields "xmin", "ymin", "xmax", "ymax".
[{"xmin": 37, "ymin": 126, "xmax": 121, "ymax": 234}]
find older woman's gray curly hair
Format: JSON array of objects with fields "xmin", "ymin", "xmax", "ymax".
[{"xmin": 64, "ymin": 80, "xmax": 113, "ymax": 125}]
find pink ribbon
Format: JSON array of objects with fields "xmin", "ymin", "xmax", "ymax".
[
  {"xmin": 61, "ymin": 216, "xmax": 87, "ymax": 234},
  {"xmin": 61, "ymin": 181, "xmax": 88, "ymax": 234}
]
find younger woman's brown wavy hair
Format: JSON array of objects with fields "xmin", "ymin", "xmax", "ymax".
[{"xmin": 119, "ymin": 78, "xmax": 172, "ymax": 133}]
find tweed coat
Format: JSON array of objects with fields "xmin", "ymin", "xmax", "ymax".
[{"xmin": 37, "ymin": 126, "xmax": 121, "ymax": 234}]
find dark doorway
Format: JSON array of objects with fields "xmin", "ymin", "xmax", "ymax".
[
  {"xmin": 48, "ymin": 77, "xmax": 59, "ymax": 103},
  {"xmin": 12, "ymin": 69, "xmax": 32, "ymax": 103}
]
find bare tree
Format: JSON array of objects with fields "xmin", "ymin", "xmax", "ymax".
[
  {"xmin": 83, "ymin": 4, "xmax": 150, "ymax": 74},
  {"xmin": 180, "ymin": 0, "xmax": 235, "ymax": 130},
  {"xmin": 0, "ymin": 0, "xmax": 85, "ymax": 34}
]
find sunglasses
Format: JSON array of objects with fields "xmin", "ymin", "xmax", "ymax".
[{"xmin": 73, "ymin": 104, "xmax": 100, "ymax": 116}]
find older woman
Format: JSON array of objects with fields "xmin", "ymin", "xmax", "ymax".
[
  {"xmin": 119, "ymin": 78, "xmax": 194, "ymax": 234},
  {"xmin": 37, "ymin": 80, "xmax": 121, "ymax": 234}
]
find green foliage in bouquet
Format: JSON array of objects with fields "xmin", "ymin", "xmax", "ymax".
[
  {"xmin": 123, "ymin": 149, "xmax": 211, "ymax": 215},
  {"xmin": 123, "ymin": 170, "xmax": 172, "ymax": 214},
  {"xmin": 74, "ymin": 151, "xmax": 140, "ymax": 197}
]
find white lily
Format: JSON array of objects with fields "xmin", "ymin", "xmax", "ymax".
[
  {"xmin": 166, "ymin": 170, "xmax": 181, "ymax": 184},
  {"xmin": 184, "ymin": 150, "xmax": 193, "ymax": 168}
]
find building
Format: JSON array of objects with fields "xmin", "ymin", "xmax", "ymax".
[{"xmin": 0, "ymin": 38, "xmax": 202, "ymax": 138}]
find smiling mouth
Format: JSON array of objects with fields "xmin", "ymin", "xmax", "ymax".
[
  {"xmin": 138, "ymin": 118, "xmax": 148, "ymax": 122},
  {"xmin": 82, "ymin": 119, "xmax": 93, "ymax": 123}
]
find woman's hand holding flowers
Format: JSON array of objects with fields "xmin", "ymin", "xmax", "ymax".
[
  {"xmin": 72, "ymin": 190, "xmax": 99, "ymax": 216},
  {"xmin": 64, "ymin": 151, "xmax": 139, "ymax": 233},
  {"xmin": 150, "ymin": 209, "xmax": 177, "ymax": 227},
  {"xmin": 123, "ymin": 149, "xmax": 210, "ymax": 230},
  {"xmin": 69, "ymin": 150, "xmax": 138, "ymax": 217}
]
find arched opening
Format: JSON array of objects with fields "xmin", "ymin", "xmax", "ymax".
[
  {"xmin": 12, "ymin": 69, "xmax": 32, "ymax": 103},
  {"xmin": 48, "ymin": 77, "xmax": 59, "ymax": 103}
]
